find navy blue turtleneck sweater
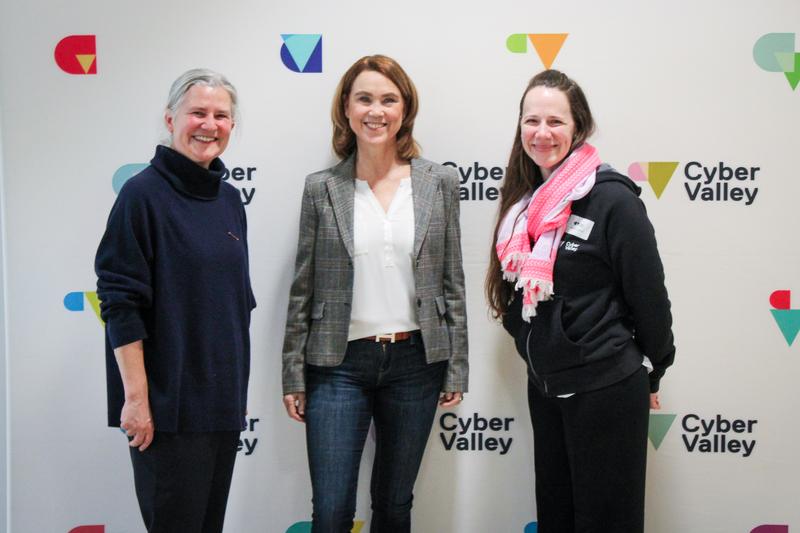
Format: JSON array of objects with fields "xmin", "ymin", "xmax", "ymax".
[{"xmin": 96, "ymin": 145, "xmax": 256, "ymax": 432}]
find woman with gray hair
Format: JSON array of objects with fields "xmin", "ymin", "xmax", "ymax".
[{"xmin": 95, "ymin": 68, "xmax": 256, "ymax": 533}]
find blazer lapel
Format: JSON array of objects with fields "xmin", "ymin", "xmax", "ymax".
[
  {"xmin": 411, "ymin": 158, "xmax": 437, "ymax": 258},
  {"xmin": 326, "ymin": 156, "xmax": 356, "ymax": 258}
]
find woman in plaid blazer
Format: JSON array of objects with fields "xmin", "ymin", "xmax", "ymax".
[{"xmin": 281, "ymin": 55, "xmax": 468, "ymax": 533}]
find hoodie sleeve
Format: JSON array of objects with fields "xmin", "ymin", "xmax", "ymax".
[
  {"xmin": 605, "ymin": 186, "xmax": 675, "ymax": 392},
  {"xmin": 94, "ymin": 183, "xmax": 154, "ymax": 349}
]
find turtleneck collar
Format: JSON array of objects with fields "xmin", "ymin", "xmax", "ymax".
[{"xmin": 151, "ymin": 145, "xmax": 227, "ymax": 200}]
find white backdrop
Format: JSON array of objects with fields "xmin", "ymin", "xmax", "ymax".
[{"xmin": 2, "ymin": 1, "xmax": 799, "ymax": 532}]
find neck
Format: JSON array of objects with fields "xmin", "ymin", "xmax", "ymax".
[
  {"xmin": 540, "ymin": 166, "xmax": 553, "ymax": 181},
  {"xmin": 355, "ymin": 144, "xmax": 406, "ymax": 184}
]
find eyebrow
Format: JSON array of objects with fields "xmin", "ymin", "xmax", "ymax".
[{"xmin": 352, "ymin": 90, "xmax": 400, "ymax": 98}]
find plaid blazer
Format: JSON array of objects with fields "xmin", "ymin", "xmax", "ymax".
[{"xmin": 281, "ymin": 155, "xmax": 468, "ymax": 394}]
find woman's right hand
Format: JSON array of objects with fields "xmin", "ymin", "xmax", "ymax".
[
  {"xmin": 120, "ymin": 397, "xmax": 154, "ymax": 451},
  {"xmin": 283, "ymin": 392, "xmax": 306, "ymax": 423}
]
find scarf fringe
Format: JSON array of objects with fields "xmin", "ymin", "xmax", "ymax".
[{"xmin": 517, "ymin": 278, "xmax": 554, "ymax": 322}]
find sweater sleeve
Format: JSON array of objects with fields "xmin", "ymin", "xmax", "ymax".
[
  {"xmin": 606, "ymin": 188, "xmax": 675, "ymax": 392},
  {"xmin": 94, "ymin": 184, "xmax": 154, "ymax": 349}
]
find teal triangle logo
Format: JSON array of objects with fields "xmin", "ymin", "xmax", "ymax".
[
  {"xmin": 770, "ymin": 309, "xmax": 800, "ymax": 346},
  {"xmin": 281, "ymin": 34, "xmax": 321, "ymax": 72},
  {"xmin": 648, "ymin": 413, "xmax": 677, "ymax": 449}
]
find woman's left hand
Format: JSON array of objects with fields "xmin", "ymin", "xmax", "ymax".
[
  {"xmin": 439, "ymin": 391, "xmax": 463, "ymax": 407},
  {"xmin": 650, "ymin": 393, "xmax": 661, "ymax": 410}
]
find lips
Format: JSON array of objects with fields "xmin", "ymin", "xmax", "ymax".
[{"xmin": 364, "ymin": 121, "xmax": 387, "ymax": 130}]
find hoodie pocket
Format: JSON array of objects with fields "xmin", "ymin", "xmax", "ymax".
[{"xmin": 526, "ymin": 296, "xmax": 584, "ymax": 373}]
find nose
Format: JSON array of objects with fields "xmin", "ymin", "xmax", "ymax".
[
  {"xmin": 368, "ymin": 103, "xmax": 384, "ymax": 116},
  {"xmin": 533, "ymin": 123, "xmax": 551, "ymax": 138},
  {"xmin": 200, "ymin": 114, "xmax": 215, "ymax": 129}
]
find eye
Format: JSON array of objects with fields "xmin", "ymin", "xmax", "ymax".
[
  {"xmin": 523, "ymin": 118, "xmax": 539, "ymax": 126},
  {"xmin": 215, "ymin": 113, "xmax": 230, "ymax": 120},
  {"xmin": 383, "ymin": 97, "xmax": 398, "ymax": 105},
  {"xmin": 357, "ymin": 95, "xmax": 371, "ymax": 103},
  {"xmin": 191, "ymin": 111, "xmax": 205, "ymax": 117}
]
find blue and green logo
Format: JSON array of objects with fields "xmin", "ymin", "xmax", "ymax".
[
  {"xmin": 64, "ymin": 291, "xmax": 103, "ymax": 324},
  {"xmin": 287, "ymin": 521, "xmax": 363, "ymax": 532},
  {"xmin": 280, "ymin": 34, "xmax": 322, "ymax": 73},
  {"xmin": 753, "ymin": 33, "xmax": 799, "ymax": 90}
]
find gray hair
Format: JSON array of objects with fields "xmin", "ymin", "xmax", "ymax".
[{"xmin": 165, "ymin": 68, "xmax": 239, "ymax": 122}]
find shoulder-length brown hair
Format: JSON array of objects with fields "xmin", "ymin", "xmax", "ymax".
[
  {"xmin": 331, "ymin": 55, "xmax": 420, "ymax": 160},
  {"xmin": 485, "ymin": 70, "xmax": 596, "ymax": 318}
]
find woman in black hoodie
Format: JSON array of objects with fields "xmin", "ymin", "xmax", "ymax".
[{"xmin": 487, "ymin": 70, "xmax": 675, "ymax": 533}]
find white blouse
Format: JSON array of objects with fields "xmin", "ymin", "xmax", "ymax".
[{"xmin": 347, "ymin": 177, "xmax": 419, "ymax": 341}]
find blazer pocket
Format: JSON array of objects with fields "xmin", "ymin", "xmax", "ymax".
[
  {"xmin": 435, "ymin": 295, "xmax": 447, "ymax": 317},
  {"xmin": 311, "ymin": 302, "xmax": 325, "ymax": 320}
]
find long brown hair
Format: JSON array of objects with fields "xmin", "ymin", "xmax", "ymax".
[
  {"xmin": 485, "ymin": 70, "xmax": 596, "ymax": 318},
  {"xmin": 330, "ymin": 55, "xmax": 420, "ymax": 160}
]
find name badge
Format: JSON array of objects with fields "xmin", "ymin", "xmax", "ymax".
[{"xmin": 565, "ymin": 215, "xmax": 594, "ymax": 240}]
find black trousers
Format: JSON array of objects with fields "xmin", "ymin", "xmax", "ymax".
[
  {"xmin": 129, "ymin": 431, "xmax": 240, "ymax": 533},
  {"xmin": 527, "ymin": 367, "xmax": 650, "ymax": 533}
]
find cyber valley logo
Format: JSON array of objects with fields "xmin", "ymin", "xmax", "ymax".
[
  {"xmin": 64, "ymin": 291, "xmax": 103, "ymax": 324},
  {"xmin": 753, "ymin": 33, "xmax": 799, "ymax": 90},
  {"xmin": 438, "ymin": 412, "xmax": 515, "ymax": 455},
  {"xmin": 280, "ymin": 34, "xmax": 322, "ymax": 73},
  {"xmin": 287, "ymin": 521, "xmax": 364, "ymax": 532},
  {"xmin": 54, "ymin": 35, "xmax": 97, "ymax": 75},
  {"xmin": 769, "ymin": 290, "xmax": 800, "ymax": 346},
  {"xmin": 649, "ymin": 413, "xmax": 758, "ymax": 457},
  {"xmin": 112, "ymin": 163, "xmax": 258, "ymax": 205},
  {"xmin": 628, "ymin": 161, "xmax": 760, "ymax": 205},
  {"xmin": 506, "ymin": 33, "xmax": 567, "ymax": 69}
]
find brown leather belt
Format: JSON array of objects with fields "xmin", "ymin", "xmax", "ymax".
[{"xmin": 361, "ymin": 331, "xmax": 418, "ymax": 343}]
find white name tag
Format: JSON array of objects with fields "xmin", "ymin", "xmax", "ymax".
[{"xmin": 565, "ymin": 215, "xmax": 594, "ymax": 240}]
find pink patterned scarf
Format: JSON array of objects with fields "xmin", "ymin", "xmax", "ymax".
[{"xmin": 496, "ymin": 143, "xmax": 601, "ymax": 320}]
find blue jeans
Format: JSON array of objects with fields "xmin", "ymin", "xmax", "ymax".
[{"xmin": 305, "ymin": 333, "xmax": 446, "ymax": 533}]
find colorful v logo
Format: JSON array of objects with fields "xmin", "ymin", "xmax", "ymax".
[
  {"xmin": 64, "ymin": 291, "xmax": 103, "ymax": 324},
  {"xmin": 648, "ymin": 413, "xmax": 677, "ymax": 449},
  {"xmin": 628, "ymin": 162, "xmax": 679, "ymax": 199},
  {"xmin": 753, "ymin": 33, "xmax": 799, "ymax": 90},
  {"xmin": 506, "ymin": 34, "xmax": 567, "ymax": 69},
  {"xmin": 54, "ymin": 35, "xmax": 97, "ymax": 75},
  {"xmin": 769, "ymin": 290, "xmax": 800, "ymax": 346},
  {"xmin": 280, "ymin": 34, "xmax": 322, "ymax": 73}
]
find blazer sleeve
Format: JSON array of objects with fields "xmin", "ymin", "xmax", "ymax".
[
  {"xmin": 441, "ymin": 170, "xmax": 469, "ymax": 392},
  {"xmin": 94, "ymin": 185, "xmax": 154, "ymax": 348},
  {"xmin": 281, "ymin": 179, "xmax": 317, "ymax": 394}
]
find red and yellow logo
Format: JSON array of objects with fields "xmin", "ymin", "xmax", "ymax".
[{"xmin": 54, "ymin": 35, "xmax": 97, "ymax": 75}]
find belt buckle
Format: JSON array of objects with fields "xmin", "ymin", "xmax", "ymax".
[{"xmin": 374, "ymin": 333, "xmax": 396, "ymax": 343}]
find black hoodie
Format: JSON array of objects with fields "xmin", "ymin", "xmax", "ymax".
[{"xmin": 502, "ymin": 165, "xmax": 675, "ymax": 396}]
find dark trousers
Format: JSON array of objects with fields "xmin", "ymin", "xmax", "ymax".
[
  {"xmin": 527, "ymin": 367, "xmax": 650, "ymax": 533},
  {"xmin": 129, "ymin": 430, "xmax": 240, "ymax": 533},
  {"xmin": 305, "ymin": 334, "xmax": 446, "ymax": 533}
]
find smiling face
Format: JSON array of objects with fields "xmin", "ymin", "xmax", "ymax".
[
  {"xmin": 165, "ymin": 84, "xmax": 234, "ymax": 168},
  {"xmin": 520, "ymin": 85, "xmax": 576, "ymax": 180},
  {"xmin": 344, "ymin": 70, "xmax": 404, "ymax": 151}
]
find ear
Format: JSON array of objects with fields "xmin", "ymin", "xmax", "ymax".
[{"xmin": 164, "ymin": 111, "xmax": 174, "ymax": 134}]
